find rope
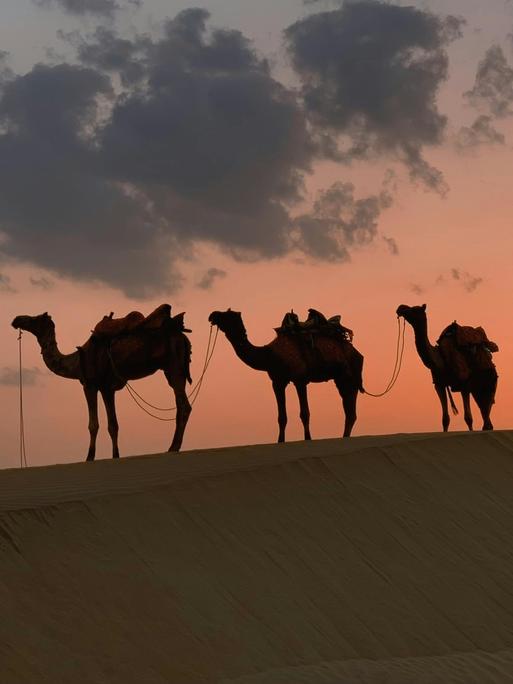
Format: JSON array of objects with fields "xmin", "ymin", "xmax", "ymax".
[
  {"xmin": 18, "ymin": 331, "xmax": 28, "ymax": 468},
  {"xmin": 107, "ymin": 325, "xmax": 218, "ymax": 421},
  {"xmin": 364, "ymin": 317, "xmax": 406, "ymax": 398}
]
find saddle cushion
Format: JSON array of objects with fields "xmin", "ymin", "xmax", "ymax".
[{"xmin": 92, "ymin": 304, "xmax": 173, "ymax": 339}]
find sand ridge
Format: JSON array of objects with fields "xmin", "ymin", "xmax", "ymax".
[{"xmin": 2, "ymin": 431, "xmax": 513, "ymax": 683}]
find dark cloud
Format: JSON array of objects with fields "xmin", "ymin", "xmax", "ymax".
[
  {"xmin": 285, "ymin": 0, "xmax": 463, "ymax": 194},
  {"xmin": 30, "ymin": 276, "xmax": 55, "ymax": 290},
  {"xmin": 59, "ymin": 27, "xmax": 149, "ymax": 86},
  {"xmin": 0, "ymin": 6, "xmax": 453, "ymax": 297},
  {"xmin": 410, "ymin": 283, "xmax": 424, "ymax": 295},
  {"xmin": 0, "ymin": 273, "xmax": 16, "ymax": 293},
  {"xmin": 456, "ymin": 115, "xmax": 505, "ymax": 150},
  {"xmin": 0, "ymin": 367, "xmax": 44, "ymax": 386},
  {"xmin": 197, "ymin": 267, "xmax": 227, "ymax": 290},
  {"xmin": 465, "ymin": 46, "xmax": 513, "ymax": 117},
  {"xmin": 451, "ymin": 268, "xmax": 483, "ymax": 293},
  {"xmin": 292, "ymin": 174, "xmax": 394, "ymax": 261},
  {"xmin": 382, "ymin": 235, "xmax": 399, "ymax": 255},
  {"xmin": 33, "ymin": 0, "xmax": 140, "ymax": 18}
]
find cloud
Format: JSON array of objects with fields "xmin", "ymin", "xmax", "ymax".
[
  {"xmin": 0, "ymin": 273, "xmax": 16, "ymax": 293},
  {"xmin": 291, "ymin": 174, "xmax": 394, "ymax": 261},
  {"xmin": 285, "ymin": 0, "xmax": 463, "ymax": 194},
  {"xmin": 30, "ymin": 276, "xmax": 55, "ymax": 290},
  {"xmin": 0, "ymin": 10, "xmax": 317, "ymax": 298},
  {"xmin": 33, "ymin": 0, "xmax": 140, "ymax": 18},
  {"xmin": 383, "ymin": 235, "xmax": 399, "ymax": 255},
  {"xmin": 451, "ymin": 268, "xmax": 483, "ymax": 292},
  {"xmin": 465, "ymin": 45, "xmax": 513, "ymax": 117},
  {"xmin": 0, "ymin": 6, "xmax": 456, "ymax": 298},
  {"xmin": 456, "ymin": 115, "xmax": 505, "ymax": 150},
  {"xmin": 197, "ymin": 267, "xmax": 227, "ymax": 290},
  {"xmin": 0, "ymin": 367, "xmax": 44, "ymax": 386},
  {"xmin": 59, "ymin": 27, "xmax": 149, "ymax": 86},
  {"xmin": 410, "ymin": 283, "xmax": 424, "ymax": 295}
]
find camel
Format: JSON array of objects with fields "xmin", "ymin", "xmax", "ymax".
[
  {"xmin": 396, "ymin": 304, "xmax": 498, "ymax": 431},
  {"xmin": 208, "ymin": 309, "xmax": 364, "ymax": 441},
  {"xmin": 11, "ymin": 305, "xmax": 192, "ymax": 460}
]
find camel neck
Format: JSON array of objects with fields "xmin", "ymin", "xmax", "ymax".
[
  {"xmin": 38, "ymin": 329, "xmax": 82, "ymax": 380},
  {"xmin": 409, "ymin": 316, "xmax": 441, "ymax": 371},
  {"xmin": 224, "ymin": 327, "xmax": 269, "ymax": 372}
]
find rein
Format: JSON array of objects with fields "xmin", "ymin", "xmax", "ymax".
[
  {"xmin": 107, "ymin": 325, "xmax": 219, "ymax": 421},
  {"xmin": 364, "ymin": 316, "xmax": 406, "ymax": 398},
  {"xmin": 17, "ymin": 331, "xmax": 28, "ymax": 468}
]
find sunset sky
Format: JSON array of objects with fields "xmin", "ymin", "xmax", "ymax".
[{"xmin": 1, "ymin": 0, "xmax": 512, "ymax": 468}]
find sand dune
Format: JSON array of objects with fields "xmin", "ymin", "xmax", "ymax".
[{"xmin": 2, "ymin": 431, "xmax": 513, "ymax": 683}]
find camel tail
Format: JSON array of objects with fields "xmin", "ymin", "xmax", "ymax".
[{"xmin": 447, "ymin": 387, "xmax": 459, "ymax": 416}]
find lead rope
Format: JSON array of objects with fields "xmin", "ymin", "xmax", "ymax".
[
  {"xmin": 364, "ymin": 317, "xmax": 406, "ymax": 398},
  {"xmin": 18, "ymin": 331, "xmax": 28, "ymax": 468},
  {"xmin": 108, "ymin": 325, "xmax": 219, "ymax": 421}
]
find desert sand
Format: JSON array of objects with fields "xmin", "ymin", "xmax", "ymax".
[{"xmin": 2, "ymin": 431, "xmax": 513, "ymax": 683}]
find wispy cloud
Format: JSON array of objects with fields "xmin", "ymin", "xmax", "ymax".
[
  {"xmin": 197, "ymin": 267, "xmax": 227, "ymax": 290},
  {"xmin": 0, "ymin": 366, "xmax": 44, "ymax": 386}
]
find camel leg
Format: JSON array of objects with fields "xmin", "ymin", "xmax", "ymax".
[
  {"xmin": 434, "ymin": 384, "xmax": 450, "ymax": 432},
  {"xmin": 84, "ymin": 385, "xmax": 99, "ymax": 461},
  {"xmin": 272, "ymin": 379, "xmax": 288, "ymax": 443},
  {"xmin": 100, "ymin": 387, "xmax": 120, "ymax": 458},
  {"xmin": 165, "ymin": 372, "xmax": 191, "ymax": 452},
  {"xmin": 472, "ymin": 391, "xmax": 494, "ymax": 431},
  {"xmin": 294, "ymin": 382, "xmax": 311, "ymax": 440},
  {"xmin": 335, "ymin": 379, "xmax": 358, "ymax": 438},
  {"xmin": 461, "ymin": 391, "xmax": 473, "ymax": 431}
]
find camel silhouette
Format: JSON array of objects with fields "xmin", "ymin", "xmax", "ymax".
[
  {"xmin": 12, "ymin": 305, "xmax": 192, "ymax": 460},
  {"xmin": 396, "ymin": 304, "xmax": 497, "ymax": 431},
  {"xmin": 208, "ymin": 309, "xmax": 364, "ymax": 441}
]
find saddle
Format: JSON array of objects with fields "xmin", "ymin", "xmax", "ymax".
[
  {"xmin": 275, "ymin": 308, "xmax": 354, "ymax": 342},
  {"xmin": 437, "ymin": 321, "xmax": 498, "ymax": 389},
  {"xmin": 92, "ymin": 304, "xmax": 190, "ymax": 339}
]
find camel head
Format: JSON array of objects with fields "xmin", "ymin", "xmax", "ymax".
[
  {"xmin": 208, "ymin": 309, "xmax": 246, "ymax": 336},
  {"xmin": 12, "ymin": 312, "xmax": 55, "ymax": 339},
  {"xmin": 396, "ymin": 304, "xmax": 427, "ymax": 326}
]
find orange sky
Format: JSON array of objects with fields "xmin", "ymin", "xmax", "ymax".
[{"xmin": 1, "ymin": 0, "xmax": 513, "ymax": 467}]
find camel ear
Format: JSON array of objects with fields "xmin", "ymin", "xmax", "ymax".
[
  {"xmin": 422, "ymin": 304, "xmax": 426, "ymax": 311},
  {"xmin": 43, "ymin": 312, "xmax": 49, "ymax": 317},
  {"xmin": 228, "ymin": 307, "xmax": 231, "ymax": 312}
]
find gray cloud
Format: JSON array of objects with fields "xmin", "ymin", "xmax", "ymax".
[
  {"xmin": 383, "ymin": 235, "xmax": 399, "ymax": 255},
  {"xmin": 465, "ymin": 45, "xmax": 513, "ymax": 117},
  {"xmin": 0, "ymin": 6, "xmax": 461, "ymax": 297},
  {"xmin": 30, "ymin": 276, "xmax": 55, "ymax": 290},
  {"xmin": 197, "ymin": 267, "xmax": 227, "ymax": 290},
  {"xmin": 410, "ymin": 283, "xmax": 424, "ymax": 295},
  {"xmin": 292, "ymin": 175, "xmax": 394, "ymax": 261},
  {"xmin": 0, "ymin": 10, "xmax": 318, "ymax": 297},
  {"xmin": 0, "ymin": 367, "xmax": 44, "ymax": 386},
  {"xmin": 285, "ymin": 0, "xmax": 463, "ymax": 194},
  {"xmin": 59, "ymin": 27, "xmax": 149, "ymax": 86},
  {"xmin": 456, "ymin": 114, "xmax": 505, "ymax": 150},
  {"xmin": 33, "ymin": 0, "xmax": 140, "ymax": 18},
  {"xmin": 451, "ymin": 268, "xmax": 483, "ymax": 292},
  {"xmin": 0, "ymin": 273, "xmax": 16, "ymax": 293}
]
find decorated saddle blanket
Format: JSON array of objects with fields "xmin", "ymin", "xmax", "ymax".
[
  {"xmin": 92, "ymin": 304, "xmax": 190, "ymax": 339},
  {"xmin": 275, "ymin": 308, "xmax": 354, "ymax": 342}
]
